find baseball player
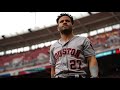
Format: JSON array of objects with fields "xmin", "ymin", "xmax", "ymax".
[{"xmin": 49, "ymin": 13, "xmax": 99, "ymax": 78}]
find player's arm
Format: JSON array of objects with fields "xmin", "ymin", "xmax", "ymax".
[
  {"xmin": 49, "ymin": 45, "xmax": 56, "ymax": 78},
  {"xmin": 83, "ymin": 38, "xmax": 99, "ymax": 78},
  {"xmin": 87, "ymin": 56, "xmax": 99, "ymax": 78},
  {"xmin": 51, "ymin": 65, "xmax": 55, "ymax": 78}
]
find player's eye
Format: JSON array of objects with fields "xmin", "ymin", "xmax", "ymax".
[
  {"xmin": 65, "ymin": 20, "xmax": 70, "ymax": 22},
  {"xmin": 60, "ymin": 20, "xmax": 64, "ymax": 23}
]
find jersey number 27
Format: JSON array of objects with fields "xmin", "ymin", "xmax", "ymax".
[{"xmin": 69, "ymin": 60, "xmax": 81, "ymax": 69}]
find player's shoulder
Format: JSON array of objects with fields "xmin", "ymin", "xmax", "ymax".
[
  {"xmin": 50, "ymin": 40, "xmax": 59, "ymax": 49},
  {"xmin": 75, "ymin": 35, "xmax": 89, "ymax": 41},
  {"xmin": 75, "ymin": 36, "xmax": 91, "ymax": 45},
  {"xmin": 76, "ymin": 36, "xmax": 87, "ymax": 39}
]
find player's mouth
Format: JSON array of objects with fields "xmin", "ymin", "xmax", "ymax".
[{"xmin": 62, "ymin": 25, "xmax": 68, "ymax": 28}]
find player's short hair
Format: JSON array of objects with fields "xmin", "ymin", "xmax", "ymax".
[{"xmin": 56, "ymin": 13, "xmax": 74, "ymax": 25}]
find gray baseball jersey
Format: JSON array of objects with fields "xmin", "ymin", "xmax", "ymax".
[{"xmin": 49, "ymin": 36, "xmax": 95, "ymax": 77}]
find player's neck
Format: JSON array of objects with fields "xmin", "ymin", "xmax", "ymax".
[{"xmin": 60, "ymin": 33, "xmax": 74, "ymax": 42}]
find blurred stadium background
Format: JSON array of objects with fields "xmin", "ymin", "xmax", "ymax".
[{"xmin": 0, "ymin": 12, "xmax": 120, "ymax": 78}]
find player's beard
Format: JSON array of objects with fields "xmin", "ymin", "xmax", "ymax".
[{"xmin": 58, "ymin": 26, "xmax": 73, "ymax": 35}]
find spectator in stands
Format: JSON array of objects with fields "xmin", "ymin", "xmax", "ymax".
[{"xmin": 106, "ymin": 32, "xmax": 120, "ymax": 47}]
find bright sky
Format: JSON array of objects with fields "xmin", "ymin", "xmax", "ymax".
[{"xmin": 0, "ymin": 12, "xmax": 99, "ymax": 39}]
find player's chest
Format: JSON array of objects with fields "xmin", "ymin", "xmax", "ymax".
[{"xmin": 53, "ymin": 42, "xmax": 83, "ymax": 55}]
